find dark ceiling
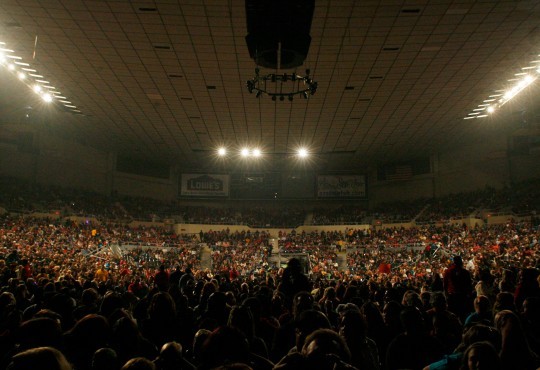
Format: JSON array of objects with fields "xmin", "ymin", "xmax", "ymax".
[{"xmin": 1, "ymin": 0, "xmax": 540, "ymax": 172}]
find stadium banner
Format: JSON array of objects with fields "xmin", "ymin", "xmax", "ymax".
[
  {"xmin": 180, "ymin": 174, "xmax": 230, "ymax": 197},
  {"xmin": 317, "ymin": 175, "xmax": 367, "ymax": 198}
]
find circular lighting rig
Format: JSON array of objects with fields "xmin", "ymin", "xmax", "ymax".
[{"xmin": 246, "ymin": 68, "xmax": 317, "ymax": 101}]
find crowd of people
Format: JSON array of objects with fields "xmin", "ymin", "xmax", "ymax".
[
  {"xmin": 311, "ymin": 206, "xmax": 368, "ymax": 225},
  {"xmin": 0, "ymin": 178, "xmax": 126, "ymax": 220},
  {"xmin": 207, "ymin": 230, "xmax": 272, "ymax": 279},
  {"xmin": 1, "ymin": 176, "xmax": 540, "ymax": 369},
  {"xmin": 0, "ymin": 212, "xmax": 539, "ymax": 369},
  {"xmin": 0, "ymin": 219, "xmax": 539, "ymax": 369},
  {"xmin": 3, "ymin": 176, "xmax": 540, "ymax": 227}
]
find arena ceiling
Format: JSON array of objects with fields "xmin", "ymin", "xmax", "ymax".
[{"xmin": 1, "ymin": 0, "xmax": 540, "ymax": 171}]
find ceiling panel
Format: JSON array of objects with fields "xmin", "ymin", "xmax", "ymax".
[{"xmin": 0, "ymin": 0, "xmax": 540, "ymax": 170}]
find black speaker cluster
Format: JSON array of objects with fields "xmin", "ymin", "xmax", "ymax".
[{"xmin": 245, "ymin": 0, "xmax": 315, "ymax": 69}]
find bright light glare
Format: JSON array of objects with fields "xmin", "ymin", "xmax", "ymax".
[
  {"xmin": 33, "ymin": 85, "xmax": 41, "ymax": 93},
  {"xmin": 217, "ymin": 147, "xmax": 227, "ymax": 156},
  {"xmin": 298, "ymin": 148, "xmax": 309, "ymax": 158},
  {"xmin": 17, "ymin": 72, "xmax": 25, "ymax": 80},
  {"xmin": 241, "ymin": 148, "xmax": 250, "ymax": 157},
  {"xmin": 8, "ymin": 63, "xmax": 15, "ymax": 70},
  {"xmin": 252, "ymin": 148, "xmax": 261, "ymax": 157},
  {"xmin": 502, "ymin": 75, "xmax": 537, "ymax": 104},
  {"xmin": 487, "ymin": 106, "xmax": 495, "ymax": 113},
  {"xmin": 42, "ymin": 93, "xmax": 53, "ymax": 103}
]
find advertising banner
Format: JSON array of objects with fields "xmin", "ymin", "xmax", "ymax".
[
  {"xmin": 317, "ymin": 175, "xmax": 367, "ymax": 198},
  {"xmin": 180, "ymin": 174, "xmax": 230, "ymax": 197}
]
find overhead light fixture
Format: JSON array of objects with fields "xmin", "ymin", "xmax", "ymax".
[
  {"xmin": 252, "ymin": 148, "xmax": 261, "ymax": 157},
  {"xmin": 241, "ymin": 148, "xmax": 250, "ymax": 157},
  {"xmin": 246, "ymin": 68, "xmax": 317, "ymax": 101},
  {"xmin": 297, "ymin": 148, "xmax": 308, "ymax": 158},
  {"xmin": 465, "ymin": 69, "xmax": 539, "ymax": 119},
  {"xmin": 501, "ymin": 74, "xmax": 536, "ymax": 104},
  {"xmin": 217, "ymin": 147, "xmax": 227, "ymax": 156},
  {"xmin": 0, "ymin": 40, "xmax": 79, "ymax": 114}
]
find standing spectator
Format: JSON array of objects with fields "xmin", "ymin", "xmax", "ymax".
[
  {"xmin": 95, "ymin": 265, "xmax": 109, "ymax": 282},
  {"xmin": 443, "ymin": 256, "xmax": 472, "ymax": 321},
  {"xmin": 514, "ymin": 268, "xmax": 540, "ymax": 310},
  {"xmin": 278, "ymin": 258, "xmax": 310, "ymax": 309},
  {"xmin": 154, "ymin": 265, "xmax": 169, "ymax": 292}
]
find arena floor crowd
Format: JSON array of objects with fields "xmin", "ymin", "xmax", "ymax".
[{"xmin": 0, "ymin": 181, "xmax": 539, "ymax": 370}]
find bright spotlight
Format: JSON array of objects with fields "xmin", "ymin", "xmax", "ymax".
[
  {"xmin": 253, "ymin": 148, "xmax": 261, "ymax": 157},
  {"xmin": 33, "ymin": 85, "xmax": 41, "ymax": 93},
  {"xmin": 297, "ymin": 148, "xmax": 309, "ymax": 158},
  {"xmin": 8, "ymin": 63, "xmax": 15, "ymax": 70},
  {"xmin": 487, "ymin": 106, "xmax": 495, "ymax": 113},
  {"xmin": 17, "ymin": 72, "xmax": 25, "ymax": 80},
  {"xmin": 241, "ymin": 148, "xmax": 250, "ymax": 157},
  {"xmin": 217, "ymin": 147, "xmax": 227, "ymax": 156},
  {"xmin": 42, "ymin": 93, "xmax": 53, "ymax": 103}
]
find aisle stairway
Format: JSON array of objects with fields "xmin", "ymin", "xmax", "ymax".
[
  {"xmin": 304, "ymin": 212, "xmax": 314, "ymax": 225},
  {"xmin": 337, "ymin": 250, "xmax": 348, "ymax": 272},
  {"xmin": 413, "ymin": 204, "xmax": 431, "ymax": 222},
  {"xmin": 200, "ymin": 244, "xmax": 213, "ymax": 270}
]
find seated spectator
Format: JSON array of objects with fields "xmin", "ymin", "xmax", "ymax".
[
  {"xmin": 385, "ymin": 307, "xmax": 445, "ymax": 370},
  {"xmin": 423, "ymin": 323, "xmax": 501, "ymax": 370},
  {"xmin": 495, "ymin": 310, "xmax": 540, "ymax": 370},
  {"xmin": 91, "ymin": 348, "xmax": 119, "ymax": 370},
  {"xmin": 339, "ymin": 308, "xmax": 380, "ymax": 370},
  {"xmin": 460, "ymin": 341, "xmax": 501, "ymax": 370},
  {"xmin": 7, "ymin": 347, "xmax": 72, "ymax": 370},
  {"xmin": 274, "ymin": 328, "xmax": 357, "ymax": 370},
  {"xmin": 197, "ymin": 326, "xmax": 273, "ymax": 370},
  {"xmin": 464, "ymin": 296, "xmax": 492, "ymax": 329},
  {"xmin": 153, "ymin": 341, "xmax": 195, "ymax": 370},
  {"xmin": 121, "ymin": 357, "xmax": 156, "ymax": 370}
]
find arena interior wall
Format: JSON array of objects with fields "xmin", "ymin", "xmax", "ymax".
[
  {"xmin": 112, "ymin": 171, "xmax": 177, "ymax": 201},
  {"xmin": 35, "ymin": 133, "xmax": 111, "ymax": 193},
  {"xmin": 2, "ymin": 126, "xmax": 539, "ymax": 203},
  {"xmin": 434, "ymin": 136, "xmax": 510, "ymax": 196},
  {"xmin": 0, "ymin": 142, "xmax": 36, "ymax": 180},
  {"xmin": 508, "ymin": 151, "xmax": 540, "ymax": 182}
]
